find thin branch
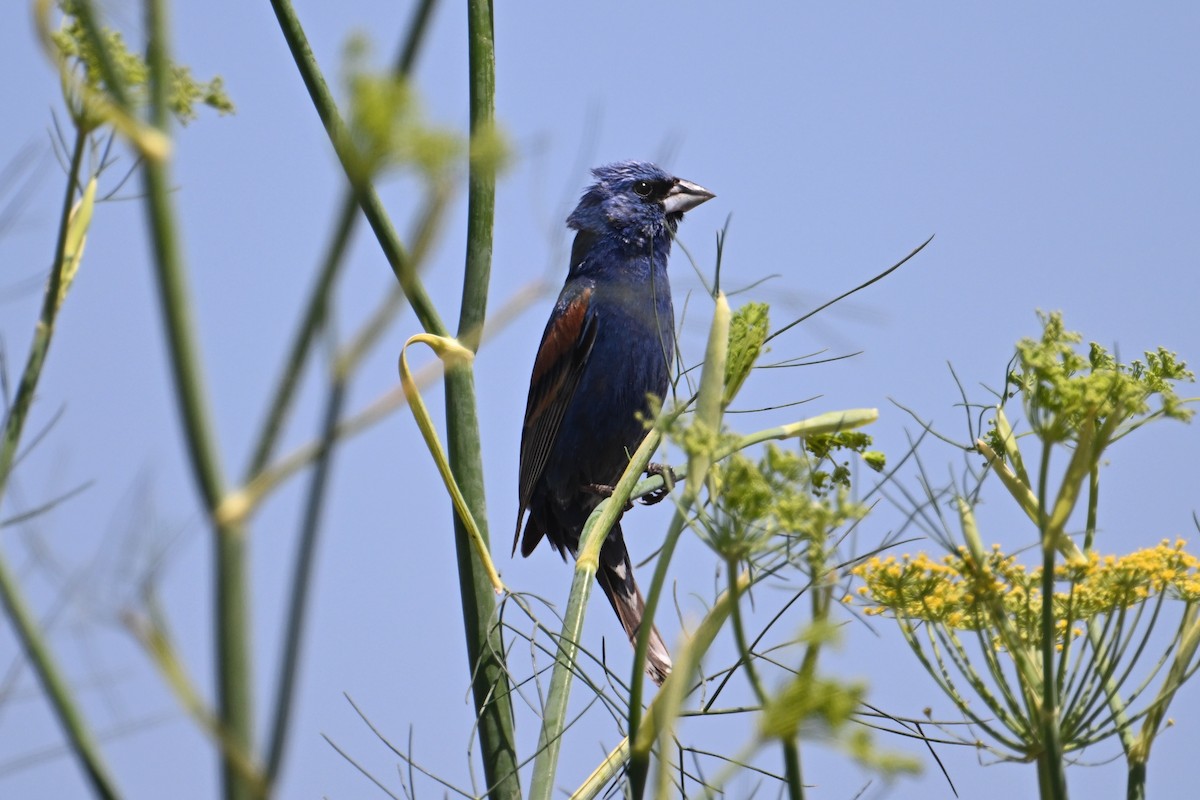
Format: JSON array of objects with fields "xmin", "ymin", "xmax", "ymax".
[
  {"xmin": 0, "ymin": 120, "xmax": 121, "ymax": 799},
  {"xmin": 142, "ymin": 2, "xmax": 254, "ymax": 796},
  {"xmin": 764, "ymin": 235, "xmax": 933, "ymax": 345}
]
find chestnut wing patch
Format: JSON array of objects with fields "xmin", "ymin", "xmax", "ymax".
[{"xmin": 514, "ymin": 287, "xmax": 599, "ymax": 554}]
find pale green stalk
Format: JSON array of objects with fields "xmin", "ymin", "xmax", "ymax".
[
  {"xmin": 545, "ymin": 408, "xmax": 877, "ymax": 798},
  {"xmin": 958, "ymin": 499, "xmax": 1043, "ymax": 696},
  {"xmin": 527, "ymin": 428, "xmax": 664, "ymax": 800},
  {"xmin": 634, "ymin": 293, "xmax": 731, "ymax": 799},
  {"xmin": 639, "ymin": 570, "xmax": 752, "ymax": 800},
  {"xmin": 225, "ymin": 272, "xmax": 546, "ymax": 519},
  {"xmin": 566, "ymin": 571, "xmax": 752, "ymax": 800}
]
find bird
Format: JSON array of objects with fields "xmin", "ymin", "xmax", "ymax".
[{"xmin": 514, "ymin": 161, "xmax": 714, "ymax": 685}]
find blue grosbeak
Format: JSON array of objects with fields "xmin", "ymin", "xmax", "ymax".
[{"xmin": 514, "ymin": 161, "xmax": 714, "ymax": 685}]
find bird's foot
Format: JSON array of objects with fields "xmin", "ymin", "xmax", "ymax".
[
  {"xmin": 639, "ymin": 462, "xmax": 676, "ymax": 505},
  {"xmin": 584, "ymin": 482, "xmax": 634, "ymax": 511}
]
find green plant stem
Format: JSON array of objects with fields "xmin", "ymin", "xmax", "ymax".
[
  {"xmin": 1036, "ymin": 445, "xmax": 1067, "ymax": 800},
  {"xmin": 243, "ymin": 198, "xmax": 355, "ymax": 480},
  {"xmin": 459, "ymin": 0, "xmax": 495, "ymax": 350},
  {"xmin": 631, "ymin": 293, "xmax": 730, "ymax": 799},
  {"xmin": 143, "ymin": 0, "xmax": 229, "ymax": 594},
  {"xmin": 782, "ymin": 745, "xmax": 805, "ymax": 800},
  {"xmin": 143, "ymin": 3, "xmax": 253, "ymax": 798},
  {"xmin": 259, "ymin": 135, "xmax": 444, "ymax": 787},
  {"xmin": 266, "ymin": 0, "xmax": 446, "ymax": 338},
  {"xmin": 557, "ymin": 412, "xmax": 874, "ymax": 798},
  {"xmin": 1080, "ymin": 457, "xmax": 1139, "ymax": 762},
  {"xmin": 0, "ymin": 126, "xmax": 121, "ymax": 800},
  {"xmin": 725, "ymin": 555, "xmax": 804, "ymax": 799},
  {"xmin": 440, "ymin": 2, "xmax": 519, "ymax": 798},
  {"xmin": 568, "ymin": 570, "xmax": 753, "ymax": 800},
  {"xmin": 981, "ymin": 434, "xmax": 1139, "ymax": 762},
  {"xmin": 725, "ymin": 558, "xmax": 768, "ymax": 705},
  {"xmin": 1127, "ymin": 605, "xmax": 1200, "ymax": 799},
  {"xmin": 264, "ymin": 371, "xmax": 347, "ymax": 784},
  {"xmin": 0, "ymin": 131, "xmax": 82, "ymax": 498},
  {"xmin": 627, "ymin": 481, "xmax": 694, "ymax": 794},
  {"xmin": 395, "ymin": 0, "xmax": 440, "ymax": 74},
  {"xmin": 528, "ymin": 428, "xmax": 664, "ymax": 800},
  {"xmin": 266, "ymin": 4, "xmax": 522, "ymax": 790},
  {"xmin": 269, "ymin": 0, "xmax": 518, "ymax": 793},
  {"xmin": 638, "ymin": 570, "xmax": 755, "ymax": 799},
  {"xmin": 1084, "ymin": 465, "xmax": 1099, "ymax": 552},
  {"xmin": 1126, "ymin": 762, "xmax": 1146, "ymax": 800},
  {"xmin": 444, "ymin": 361, "xmax": 520, "ymax": 800},
  {"xmin": 0, "ymin": 559, "xmax": 122, "ymax": 799},
  {"xmin": 243, "ymin": 0, "xmax": 438, "ymax": 480}
]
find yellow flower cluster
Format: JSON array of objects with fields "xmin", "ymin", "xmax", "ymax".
[{"xmin": 851, "ymin": 540, "xmax": 1200, "ymax": 645}]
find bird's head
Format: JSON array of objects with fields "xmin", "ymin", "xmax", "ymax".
[{"xmin": 567, "ymin": 161, "xmax": 714, "ymax": 246}]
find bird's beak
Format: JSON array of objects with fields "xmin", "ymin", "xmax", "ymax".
[{"xmin": 662, "ymin": 178, "xmax": 715, "ymax": 215}]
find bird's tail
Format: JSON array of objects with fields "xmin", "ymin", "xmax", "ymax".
[{"xmin": 595, "ymin": 527, "xmax": 672, "ymax": 686}]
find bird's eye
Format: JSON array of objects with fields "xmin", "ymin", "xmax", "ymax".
[{"xmin": 632, "ymin": 180, "xmax": 653, "ymax": 198}]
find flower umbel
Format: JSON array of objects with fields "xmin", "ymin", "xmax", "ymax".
[{"xmin": 854, "ymin": 539, "xmax": 1200, "ymax": 648}]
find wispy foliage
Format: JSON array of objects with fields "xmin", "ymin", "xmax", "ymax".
[
  {"xmin": 49, "ymin": 0, "xmax": 233, "ymax": 130},
  {"xmin": 856, "ymin": 312, "xmax": 1198, "ymax": 800}
]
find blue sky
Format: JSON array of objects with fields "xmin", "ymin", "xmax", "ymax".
[{"xmin": 2, "ymin": 2, "xmax": 1198, "ymax": 798}]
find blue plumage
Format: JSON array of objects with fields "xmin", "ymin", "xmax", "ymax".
[{"xmin": 515, "ymin": 161, "xmax": 714, "ymax": 685}]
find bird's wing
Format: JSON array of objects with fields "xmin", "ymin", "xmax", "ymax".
[{"xmin": 514, "ymin": 284, "xmax": 599, "ymax": 555}]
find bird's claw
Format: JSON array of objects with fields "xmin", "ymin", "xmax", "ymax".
[
  {"xmin": 584, "ymin": 462, "xmax": 676, "ymax": 508},
  {"xmin": 639, "ymin": 462, "xmax": 676, "ymax": 505},
  {"xmin": 585, "ymin": 482, "xmax": 634, "ymax": 511}
]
